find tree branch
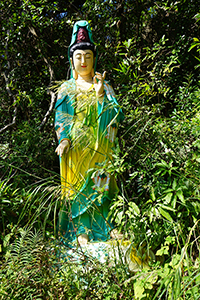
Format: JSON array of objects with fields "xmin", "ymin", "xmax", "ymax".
[
  {"xmin": 28, "ymin": 26, "xmax": 57, "ymax": 129},
  {"xmin": 38, "ymin": 90, "xmax": 56, "ymax": 130},
  {"xmin": 38, "ymin": 55, "xmax": 56, "ymax": 130},
  {"xmin": 0, "ymin": 72, "xmax": 18, "ymax": 135}
]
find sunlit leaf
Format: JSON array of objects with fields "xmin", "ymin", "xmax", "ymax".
[{"xmin": 158, "ymin": 207, "xmax": 173, "ymax": 222}]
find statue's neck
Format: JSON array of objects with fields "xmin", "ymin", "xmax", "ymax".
[
  {"xmin": 76, "ymin": 74, "xmax": 93, "ymax": 91},
  {"xmin": 76, "ymin": 74, "xmax": 93, "ymax": 83}
]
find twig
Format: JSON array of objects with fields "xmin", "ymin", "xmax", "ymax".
[
  {"xmin": 38, "ymin": 90, "xmax": 56, "ymax": 130},
  {"xmin": 0, "ymin": 72, "xmax": 18, "ymax": 135}
]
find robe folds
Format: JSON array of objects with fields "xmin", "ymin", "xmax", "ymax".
[{"xmin": 55, "ymin": 78, "xmax": 124, "ymax": 244}]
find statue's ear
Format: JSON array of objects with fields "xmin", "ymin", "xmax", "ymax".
[
  {"xmin": 70, "ymin": 58, "xmax": 78, "ymax": 80},
  {"xmin": 73, "ymin": 69, "xmax": 78, "ymax": 80}
]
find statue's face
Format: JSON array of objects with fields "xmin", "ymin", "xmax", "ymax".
[{"xmin": 73, "ymin": 49, "xmax": 94, "ymax": 76}]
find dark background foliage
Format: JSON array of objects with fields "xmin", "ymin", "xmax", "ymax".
[
  {"xmin": 1, "ymin": 1, "xmax": 200, "ymax": 299},
  {"xmin": 1, "ymin": 0, "xmax": 200, "ymax": 236}
]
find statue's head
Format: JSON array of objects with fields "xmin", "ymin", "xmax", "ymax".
[
  {"xmin": 68, "ymin": 21, "xmax": 98, "ymax": 79},
  {"xmin": 69, "ymin": 27, "xmax": 96, "ymax": 58}
]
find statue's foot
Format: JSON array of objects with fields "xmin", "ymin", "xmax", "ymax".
[{"xmin": 78, "ymin": 234, "xmax": 89, "ymax": 245}]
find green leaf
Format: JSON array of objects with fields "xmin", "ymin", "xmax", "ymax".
[
  {"xmin": 134, "ymin": 280, "xmax": 145, "ymax": 299},
  {"xmin": 163, "ymin": 188, "xmax": 174, "ymax": 193},
  {"xmin": 129, "ymin": 202, "xmax": 140, "ymax": 215},
  {"xmin": 172, "ymin": 179, "xmax": 177, "ymax": 190},
  {"xmin": 2, "ymin": 200, "xmax": 11, "ymax": 204},
  {"xmin": 158, "ymin": 207, "xmax": 173, "ymax": 222},
  {"xmin": 151, "ymin": 187, "xmax": 156, "ymax": 201},
  {"xmin": 163, "ymin": 192, "xmax": 173, "ymax": 204},
  {"xmin": 156, "ymin": 245, "xmax": 169, "ymax": 256},
  {"xmin": 155, "ymin": 160, "xmax": 169, "ymax": 168},
  {"xmin": 176, "ymin": 190, "xmax": 185, "ymax": 203},
  {"xmin": 189, "ymin": 43, "xmax": 199, "ymax": 51},
  {"xmin": 160, "ymin": 204, "xmax": 175, "ymax": 212}
]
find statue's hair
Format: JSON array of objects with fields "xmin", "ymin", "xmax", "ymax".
[{"xmin": 69, "ymin": 42, "xmax": 96, "ymax": 57}]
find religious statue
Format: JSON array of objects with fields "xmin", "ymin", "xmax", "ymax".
[{"xmin": 55, "ymin": 20, "xmax": 124, "ymax": 246}]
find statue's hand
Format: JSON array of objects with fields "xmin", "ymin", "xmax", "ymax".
[
  {"xmin": 93, "ymin": 71, "xmax": 106, "ymax": 97},
  {"xmin": 55, "ymin": 139, "xmax": 70, "ymax": 157}
]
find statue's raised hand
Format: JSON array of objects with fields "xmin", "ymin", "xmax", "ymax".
[{"xmin": 93, "ymin": 71, "xmax": 106, "ymax": 98}]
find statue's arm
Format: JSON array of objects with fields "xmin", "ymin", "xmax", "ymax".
[
  {"xmin": 55, "ymin": 89, "xmax": 72, "ymax": 157},
  {"xmin": 98, "ymin": 81, "xmax": 124, "ymax": 123},
  {"xmin": 97, "ymin": 81, "xmax": 124, "ymax": 144}
]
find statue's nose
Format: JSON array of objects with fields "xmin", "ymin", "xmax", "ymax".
[{"xmin": 81, "ymin": 55, "xmax": 86, "ymax": 64}]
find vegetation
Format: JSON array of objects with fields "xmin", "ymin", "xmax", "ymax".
[{"xmin": 1, "ymin": 0, "xmax": 200, "ymax": 299}]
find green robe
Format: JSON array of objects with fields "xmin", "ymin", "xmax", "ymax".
[{"xmin": 55, "ymin": 78, "xmax": 123, "ymax": 244}]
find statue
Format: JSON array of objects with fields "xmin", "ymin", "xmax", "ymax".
[{"xmin": 55, "ymin": 20, "xmax": 124, "ymax": 246}]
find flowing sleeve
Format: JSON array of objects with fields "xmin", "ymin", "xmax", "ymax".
[
  {"xmin": 54, "ymin": 81, "xmax": 75, "ymax": 144},
  {"xmin": 97, "ymin": 81, "xmax": 124, "ymax": 144}
]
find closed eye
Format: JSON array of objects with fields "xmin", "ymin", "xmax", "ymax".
[{"xmin": 75, "ymin": 55, "xmax": 82, "ymax": 60}]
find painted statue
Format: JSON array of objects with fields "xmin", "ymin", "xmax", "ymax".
[{"xmin": 55, "ymin": 20, "xmax": 124, "ymax": 246}]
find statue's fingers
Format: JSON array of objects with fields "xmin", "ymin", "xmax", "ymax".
[
  {"xmin": 60, "ymin": 148, "xmax": 64, "ymax": 157},
  {"xmin": 95, "ymin": 74, "xmax": 103, "ymax": 81},
  {"xmin": 93, "ymin": 75, "xmax": 97, "ymax": 84}
]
